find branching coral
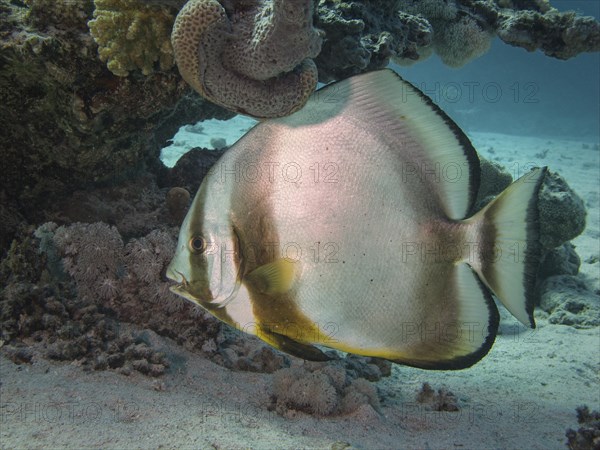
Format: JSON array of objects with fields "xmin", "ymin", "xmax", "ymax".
[
  {"xmin": 88, "ymin": 0, "xmax": 176, "ymax": 76},
  {"xmin": 171, "ymin": 0, "xmax": 322, "ymax": 118}
]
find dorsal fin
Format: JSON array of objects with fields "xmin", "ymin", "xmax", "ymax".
[{"xmin": 282, "ymin": 69, "xmax": 480, "ymax": 220}]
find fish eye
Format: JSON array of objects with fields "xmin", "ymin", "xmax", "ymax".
[{"xmin": 189, "ymin": 236, "xmax": 206, "ymax": 253}]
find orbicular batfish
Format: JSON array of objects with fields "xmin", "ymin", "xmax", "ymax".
[{"xmin": 167, "ymin": 69, "xmax": 546, "ymax": 369}]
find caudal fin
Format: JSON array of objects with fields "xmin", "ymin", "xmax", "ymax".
[{"xmin": 466, "ymin": 167, "xmax": 547, "ymax": 327}]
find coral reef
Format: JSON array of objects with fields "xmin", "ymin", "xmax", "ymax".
[
  {"xmin": 471, "ymin": 157, "xmax": 513, "ymax": 213},
  {"xmin": 24, "ymin": 0, "xmax": 94, "ymax": 30},
  {"xmin": 171, "ymin": 0, "xmax": 322, "ymax": 118},
  {"xmin": 47, "ymin": 174, "xmax": 173, "ymax": 239},
  {"xmin": 474, "ymin": 161, "xmax": 593, "ymax": 313},
  {"xmin": 0, "ymin": 193, "xmax": 27, "ymax": 253},
  {"xmin": 0, "ymin": 230, "xmax": 169, "ymax": 376},
  {"xmin": 430, "ymin": 16, "xmax": 493, "ymax": 68},
  {"xmin": 88, "ymin": 0, "xmax": 176, "ymax": 77},
  {"xmin": 1, "ymin": 0, "xmax": 597, "ymax": 254},
  {"xmin": 270, "ymin": 354, "xmax": 391, "ymax": 417},
  {"xmin": 214, "ymin": 329, "xmax": 291, "ymax": 373},
  {"xmin": 315, "ymin": 0, "xmax": 599, "ymax": 80},
  {"xmin": 45, "ymin": 222, "xmax": 197, "ymax": 325},
  {"xmin": 538, "ymin": 275, "xmax": 600, "ymax": 328},
  {"xmin": 397, "ymin": 0, "xmax": 493, "ymax": 68},
  {"xmin": 566, "ymin": 406, "xmax": 600, "ymax": 450},
  {"xmin": 0, "ymin": 220, "xmax": 223, "ymax": 376},
  {"xmin": 0, "ymin": 0, "xmax": 231, "ymax": 250},
  {"xmin": 496, "ymin": 8, "xmax": 600, "ymax": 60},
  {"xmin": 314, "ymin": 0, "xmax": 433, "ymax": 81},
  {"xmin": 476, "ymin": 163, "xmax": 586, "ymax": 255}
]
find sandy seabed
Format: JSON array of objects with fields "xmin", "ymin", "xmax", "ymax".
[{"xmin": 2, "ymin": 123, "xmax": 599, "ymax": 449}]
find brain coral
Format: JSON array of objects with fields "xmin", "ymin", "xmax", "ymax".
[
  {"xmin": 171, "ymin": 0, "xmax": 323, "ymax": 118},
  {"xmin": 88, "ymin": 0, "xmax": 176, "ymax": 77}
]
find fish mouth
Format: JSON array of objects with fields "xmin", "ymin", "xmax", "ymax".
[
  {"xmin": 168, "ymin": 270, "xmax": 203, "ymax": 304},
  {"xmin": 168, "ymin": 269, "xmax": 241, "ymax": 310}
]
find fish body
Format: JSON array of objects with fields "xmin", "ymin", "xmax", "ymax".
[{"xmin": 167, "ymin": 69, "xmax": 546, "ymax": 369}]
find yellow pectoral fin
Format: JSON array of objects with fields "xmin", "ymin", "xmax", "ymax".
[{"xmin": 245, "ymin": 259, "xmax": 298, "ymax": 295}]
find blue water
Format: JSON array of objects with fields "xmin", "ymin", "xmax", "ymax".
[{"xmin": 395, "ymin": 0, "xmax": 600, "ymax": 141}]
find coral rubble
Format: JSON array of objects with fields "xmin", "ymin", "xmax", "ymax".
[
  {"xmin": 171, "ymin": 0, "xmax": 322, "ymax": 118},
  {"xmin": 416, "ymin": 382, "xmax": 460, "ymax": 412},
  {"xmin": 566, "ymin": 406, "xmax": 600, "ymax": 450}
]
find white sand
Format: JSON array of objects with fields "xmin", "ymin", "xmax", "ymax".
[
  {"xmin": 160, "ymin": 115, "xmax": 257, "ymax": 168},
  {"xmin": 2, "ymin": 125, "xmax": 599, "ymax": 449}
]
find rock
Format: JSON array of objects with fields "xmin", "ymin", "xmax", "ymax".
[
  {"xmin": 539, "ymin": 171, "xmax": 586, "ymax": 249},
  {"xmin": 209, "ymin": 137, "xmax": 227, "ymax": 150},
  {"xmin": 166, "ymin": 147, "xmax": 225, "ymax": 195},
  {"xmin": 538, "ymin": 243, "xmax": 581, "ymax": 280},
  {"xmin": 539, "ymin": 275, "xmax": 600, "ymax": 328},
  {"xmin": 471, "ymin": 157, "xmax": 513, "ymax": 213}
]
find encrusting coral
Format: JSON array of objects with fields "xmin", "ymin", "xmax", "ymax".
[
  {"xmin": 171, "ymin": 0, "xmax": 322, "ymax": 118},
  {"xmin": 88, "ymin": 0, "xmax": 176, "ymax": 77}
]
